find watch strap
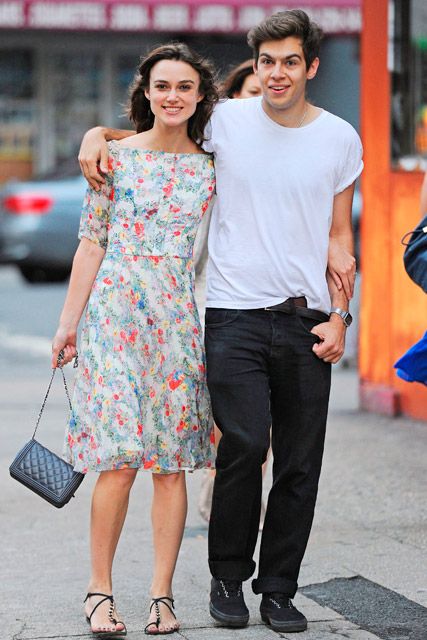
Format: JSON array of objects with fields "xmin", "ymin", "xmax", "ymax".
[{"xmin": 330, "ymin": 307, "xmax": 352, "ymax": 327}]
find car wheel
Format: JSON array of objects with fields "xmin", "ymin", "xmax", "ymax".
[{"xmin": 19, "ymin": 265, "xmax": 70, "ymax": 283}]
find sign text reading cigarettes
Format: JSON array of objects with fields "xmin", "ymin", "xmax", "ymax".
[{"xmin": 0, "ymin": 1, "xmax": 361, "ymax": 34}]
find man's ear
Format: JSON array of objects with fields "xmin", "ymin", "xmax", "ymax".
[
  {"xmin": 253, "ymin": 59, "xmax": 258, "ymax": 75},
  {"xmin": 307, "ymin": 57, "xmax": 320, "ymax": 81}
]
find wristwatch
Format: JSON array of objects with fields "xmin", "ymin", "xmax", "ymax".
[{"xmin": 330, "ymin": 307, "xmax": 353, "ymax": 327}]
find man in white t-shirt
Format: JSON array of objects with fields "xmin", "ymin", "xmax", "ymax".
[
  {"xmin": 78, "ymin": 10, "xmax": 362, "ymax": 634},
  {"xmin": 203, "ymin": 14, "xmax": 362, "ymax": 633}
]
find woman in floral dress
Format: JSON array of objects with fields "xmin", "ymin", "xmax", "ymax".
[{"xmin": 52, "ymin": 43, "xmax": 218, "ymax": 637}]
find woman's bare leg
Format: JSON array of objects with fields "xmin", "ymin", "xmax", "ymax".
[
  {"xmin": 84, "ymin": 468, "xmax": 137, "ymax": 633},
  {"xmin": 145, "ymin": 471, "xmax": 187, "ymax": 633}
]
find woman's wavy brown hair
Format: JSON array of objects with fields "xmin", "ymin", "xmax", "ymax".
[{"xmin": 127, "ymin": 43, "xmax": 218, "ymax": 144}]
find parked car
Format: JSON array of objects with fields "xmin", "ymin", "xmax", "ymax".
[
  {"xmin": 0, "ymin": 161, "xmax": 86, "ymax": 283},
  {"xmin": 0, "ymin": 162, "xmax": 362, "ymax": 285}
]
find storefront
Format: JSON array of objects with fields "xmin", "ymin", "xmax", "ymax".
[
  {"xmin": 360, "ymin": 0, "xmax": 427, "ymax": 419},
  {"xmin": 0, "ymin": 0, "xmax": 361, "ymax": 180}
]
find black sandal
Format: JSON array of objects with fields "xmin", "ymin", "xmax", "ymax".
[
  {"xmin": 144, "ymin": 596, "xmax": 178, "ymax": 635},
  {"xmin": 84, "ymin": 592, "xmax": 127, "ymax": 638}
]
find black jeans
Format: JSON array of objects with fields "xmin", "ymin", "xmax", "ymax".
[{"xmin": 205, "ymin": 308, "xmax": 331, "ymax": 598}]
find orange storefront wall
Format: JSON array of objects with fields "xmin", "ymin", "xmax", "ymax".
[{"xmin": 359, "ymin": 0, "xmax": 427, "ymax": 420}]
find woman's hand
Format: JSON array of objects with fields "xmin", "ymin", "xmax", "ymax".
[
  {"xmin": 78, "ymin": 126, "xmax": 109, "ymax": 191},
  {"xmin": 51, "ymin": 326, "xmax": 77, "ymax": 368},
  {"xmin": 327, "ymin": 236, "xmax": 356, "ymax": 300}
]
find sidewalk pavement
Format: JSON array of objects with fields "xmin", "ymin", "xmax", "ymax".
[
  {"xmin": 2, "ymin": 363, "xmax": 427, "ymax": 640},
  {"xmin": 2, "ymin": 268, "xmax": 426, "ymax": 639}
]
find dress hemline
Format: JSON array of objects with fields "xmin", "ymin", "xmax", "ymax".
[{"xmin": 71, "ymin": 462, "xmax": 215, "ymax": 475}]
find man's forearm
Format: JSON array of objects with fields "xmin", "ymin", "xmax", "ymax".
[
  {"xmin": 327, "ymin": 271, "xmax": 349, "ymax": 311},
  {"xmin": 329, "ymin": 229, "xmax": 354, "ymax": 255},
  {"xmin": 100, "ymin": 127, "xmax": 136, "ymax": 142}
]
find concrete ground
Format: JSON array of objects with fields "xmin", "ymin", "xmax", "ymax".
[{"xmin": 1, "ymin": 264, "xmax": 427, "ymax": 639}]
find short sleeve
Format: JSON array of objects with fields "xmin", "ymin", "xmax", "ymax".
[
  {"xmin": 202, "ymin": 118, "xmax": 214, "ymax": 153},
  {"xmin": 201, "ymin": 101, "xmax": 228, "ymax": 153},
  {"xmin": 78, "ymin": 180, "xmax": 111, "ymax": 250},
  {"xmin": 334, "ymin": 128, "xmax": 364, "ymax": 195}
]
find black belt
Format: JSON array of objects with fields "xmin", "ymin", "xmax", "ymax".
[{"xmin": 257, "ymin": 297, "xmax": 329, "ymax": 323}]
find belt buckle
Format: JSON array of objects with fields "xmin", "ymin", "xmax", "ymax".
[
  {"xmin": 264, "ymin": 304, "xmax": 283, "ymax": 311},
  {"xmin": 264, "ymin": 301, "xmax": 296, "ymax": 314}
]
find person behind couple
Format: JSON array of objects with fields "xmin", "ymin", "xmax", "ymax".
[
  {"xmin": 51, "ymin": 43, "xmax": 219, "ymax": 637},
  {"xmin": 221, "ymin": 59, "xmax": 262, "ymax": 99},
  {"xmin": 79, "ymin": 9, "xmax": 362, "ymax": 634}
]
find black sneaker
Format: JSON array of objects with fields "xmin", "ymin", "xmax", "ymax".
[
  {"xmin": 260, "ymin": 593, "xmax": 307, "ymax": 632},
  {"xmin": 209, "ymin": 578, "xmax": 249, "ymax": 627}
]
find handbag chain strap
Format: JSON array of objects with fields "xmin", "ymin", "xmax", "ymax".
[{"xmin": 31, "ymin": 350, "xmax": 79, "ymax": 440}]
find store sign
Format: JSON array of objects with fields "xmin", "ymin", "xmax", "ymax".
[
  {"xmin": 0, "ymin": 1, "xmax": 361, "ymax": 34},
  {"xmin": 193, "ymin": 5, "xmax": 234, "ymax": 31},
  {"xmin": 110, "ymin": 4, "xmax": 149, "ymax": 29},
  {"xmin": 0, "ymin": 1, "xmax": 25, "ymax": 26},
  {"xmin": 29, "ymin": 2, "xmax": 106, "ymax": 28},
  {"xmin": 152, "ymin": 4, "xmax": 189, "ymax": 30}
]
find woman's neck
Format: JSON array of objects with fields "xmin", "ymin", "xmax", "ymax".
[{"xmin": 134, "ymin": 122, "xmax": 199, "ymax": 153}]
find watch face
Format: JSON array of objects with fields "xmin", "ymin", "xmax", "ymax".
[
  {"xmin": 344, "ymin": 312, "xmax": 353, "ymax": 327},
  {"xmin": 331, "ymin": 308, "xmax": 353, "ymax": 326}
]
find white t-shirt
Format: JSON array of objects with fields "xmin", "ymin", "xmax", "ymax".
[{"xmin": 203, "ymin": 97, "xmax": 363, "ymax": 313}]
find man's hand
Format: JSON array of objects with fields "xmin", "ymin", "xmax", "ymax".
[
  {"xmin": 328, "ymin": 236, "xmax": 356, "ymax": 300},
  {"xmin": 311, "ymin": 315, "xmax": 346, "ymax": 363},
  {"xmin": 78, "ymin": 126, "xmax": 136, "ymax": 190},
  {"xmin": 78, "ymin": 126, "xmax": 109, "ymax": 190}
]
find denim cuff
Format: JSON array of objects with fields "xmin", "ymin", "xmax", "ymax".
[{"xmin": 252, "ymin": 576, "xmax": 297, "ymax": 597}]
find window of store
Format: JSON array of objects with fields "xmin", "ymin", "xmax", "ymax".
[
  {"xmin": 50, "ymin": 53, "xmax": 103, "ymax": 163},
  {"xmin": 113, "ymin": 54, "xmax": 138, "ymax": 129},
  {"xmin": 0, "ymin": 50, "xmax": 35, "ymax": 180},
  {"xmin": 391, "ymin": 0, "xmax": 427, "ymax": 170}
]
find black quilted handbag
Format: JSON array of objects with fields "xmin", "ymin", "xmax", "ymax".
[
  {"xmin": 401, "ymin": 214, "xmax": 427, "ymax": 293},
  {"xmin": 9, "ymin": 354, "xmax": 84, "ymax": 508}
]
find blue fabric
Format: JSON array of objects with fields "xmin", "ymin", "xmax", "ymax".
[{"xmin": 394, "ymin": 331, "xmax": 427, "ymax": 385}]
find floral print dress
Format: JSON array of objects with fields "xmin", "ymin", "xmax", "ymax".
[{"xmin": 65, "ymin": 141, "xmax": 216, "ymax": 474}]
